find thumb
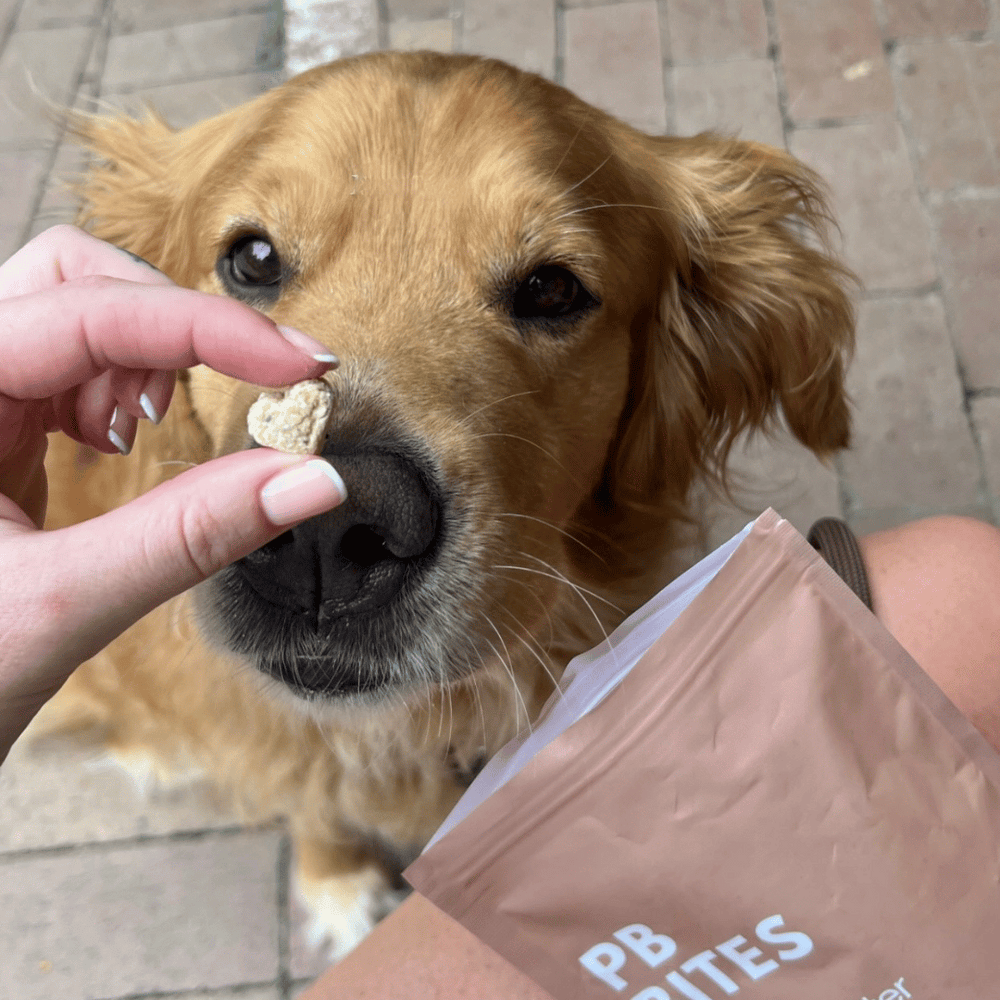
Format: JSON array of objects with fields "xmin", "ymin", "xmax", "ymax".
[{"xmin": 20, "ymin": 449, "xmax": 347, "ymax": 673}]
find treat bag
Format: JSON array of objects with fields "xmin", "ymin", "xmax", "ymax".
[{"xmin": 406, "ymin": 510, "xmax": 1000, "ymax": 1000}]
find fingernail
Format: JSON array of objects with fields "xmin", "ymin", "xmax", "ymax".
[
  {"xmin": 139, "ymin": 392, "xmax": 160, "ymax": 424},
  {"xmin": 277, "ymin": 325, "xmax": 339, "ymax": 366},
  {"xmin": 260, "ymin": 459, "xmax": 347, "ymax": 526},
  {"xmin": 108, "ymin": 406, "xmax": 137, "ymax": 456}
]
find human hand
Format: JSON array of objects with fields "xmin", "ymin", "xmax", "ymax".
[{"xmin": 0, "ymin": 225, "xmax": 346, "ymax": 760}]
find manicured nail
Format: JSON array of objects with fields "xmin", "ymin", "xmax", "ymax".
[
  {"xmin": 260, "ymin": 459, "xmax": 347, "ymax": 526},
  {"xmin": 108, "ymin": 406, "xmax": 137, "ymax": 456},
  {"xmin": 276, "ymin": 325, "xmax": 339, "ymax": 366},
  {"xmin": 139, "ymin": 392, "xmax": 160, "ymax": 424}
]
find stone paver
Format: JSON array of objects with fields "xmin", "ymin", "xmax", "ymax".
[
  {"xmin": 564, "ymin": 0, "xmax": 666, "ymax": 133},
  {"xmin": 0, "ymin": 832, "xmax": 282, "ymax": 1000},
  {"xmin": 0, "ymin": 147, "xmax": 49, "ymax": 258},
  {"xmin": 673, "ymin": 57, "xmax": 783, "ymax": 146},
  {"xmin": 880, "ymin": 0, "xmax": 989, "ymax": 40},
  {"xmin": 388, "ymin": 16, "xmax": 453, "ymax": 52},
  {"xmin": 666, "ymin": 0, "xmax": 767, "ymax": 63},
  {"xmin": 3, "ymin": 0, "xmax": 1000, "ymax": 997},
  {"xmin": 893, "ymin": 40, "xmax": 999, "ymax": 193},
  {"xmin": 772, "ymin": 0, "xmax": 895, "ymax": 122},
  {"xmin": 461, "ymin": 0, "xmax": 556, "ymax": 78},
  {"xmin": 103, "ymin": 13, "xmax": 281, "ymax": 91},
  {"xmin": 840, "ymin": 295, "xmax": 983, "ymax": 512},
  {"xmin": 790, "ymin": 119, "xmax": 937, "ymax": 291},
  {"xmin": 934, "ymin": 197, "xmax": 1000, "ymax": 389},
  {"xmin": 0, "ymin": 26, "xmax": 93, "ymax": 144},
  {"xmin": 971, "ymin": 396, "xmax": 1000, "ymax": 524}
]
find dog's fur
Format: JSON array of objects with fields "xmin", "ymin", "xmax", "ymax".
[{"xmin": 38, "ymin": 52, "xmax": 854, "ymax": 955}]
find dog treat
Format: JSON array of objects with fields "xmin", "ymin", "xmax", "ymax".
[{"xmin": 247, "ymin": 379, "xmax": 334, "ymax": 454}]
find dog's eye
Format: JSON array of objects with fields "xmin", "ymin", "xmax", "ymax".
[
  {"xmin": 228, "ymin": 235, "xmax": 282, "ymax": 286},
  {"xmin": 218, "ymin": 234, "xmax": 284, "ymax": 305},
  {"xmin": 512, "ymin": 265, "xmax": 595, "ymax": 323}
]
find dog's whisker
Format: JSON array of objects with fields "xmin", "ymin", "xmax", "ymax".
[
  {"xmin": 479, "ymin": 619, "xmax": 532, "ymax": 736},
  {"xmin": 545, "ymin": 122, "xmax": 585, "ymax": 186},
  {"xmin": 521, "ymin": 554, "xmax": 621, "ymax": 676},
  {"xmin": 471, "ymin": 432, "xmax": 571, "ymax": 475},
  {"xmin": 495, "ymin": 560, "xmax": 624, "ymax": 614},
  {"xmin": 150, "ymin": 460, "xmax": 199, "ymax": 470},
  {"xmin": 457, "ymin": 389, "xmax": 540, "ymax": 429},
  {"xmin": 496, "ymin": 572, "xmax": 556, "ymax": 649},
  {"xmin": 497, "ymin": 609, "xmax": 565, "ymax": 707},
  {"xmin": 495, "ymin": 511, "xmax": 608, "ymax": 566},
  {"xmin": 550, "ymin": 201, "xmax": 667, "ymax": 223},
  {"xmin": 559, "ymin": 152, "xmax": 615, "ymax": 199}
]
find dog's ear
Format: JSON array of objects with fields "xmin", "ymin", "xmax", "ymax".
[
  {"xmin": 67, "ymin": 101, "xmax": 270, "ymax": 284},
  {"xmin": 609, "ymin": 133, "xmax": 856, "ymax": 513}
]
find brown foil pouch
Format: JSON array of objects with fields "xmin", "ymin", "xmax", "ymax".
[{"xmin": 406, "ymin": 510, "xmax": 1000, "ymax": 1000}]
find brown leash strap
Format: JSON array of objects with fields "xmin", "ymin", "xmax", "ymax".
[{"xmin": 807, "ymin": 517, "xmax": 874, "ymax": 611}]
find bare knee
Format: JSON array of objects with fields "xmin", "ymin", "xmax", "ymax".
[{"xmin": 860, "ymin": 516, "xmax": 1000, "ymax": 750}]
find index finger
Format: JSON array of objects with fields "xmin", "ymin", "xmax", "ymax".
[
  {"xmin": 0, "ymin": 275, "xmax": 335, "ymax": 401},
  {"xmin": 0, "ymin": 225, "xmax": 175, "ymax": 298}
]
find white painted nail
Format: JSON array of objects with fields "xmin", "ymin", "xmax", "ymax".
[
  {"xmin": 139, "ymin": 392, "xmax": 160, "ymax": 424},
  {"xmin": 108, "ymin": 406, "xmax": 136, "ymax": 456}
]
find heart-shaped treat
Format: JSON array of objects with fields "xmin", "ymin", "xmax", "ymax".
[{"xmin": 246, "ymin": 378, "xmax": 334, "ymax": 454}]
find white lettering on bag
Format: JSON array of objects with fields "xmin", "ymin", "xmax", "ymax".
[
  {"xmin": 578, "ymin": 913, "xmax": 814, "ymax": 996},
  {"xmin": 579, "ymin": 941, "xmax": 630, "ymax": 991},
  {"xmin": 614, "ymin": 925, "xmax": 679, "ymax": 967},
  {"xmin": 714, "ymin": 935, "xmax": 780, "ymax": 980},
  {"xmin": 754, "ymin": 915, "xmax": 813, "ymax": 961}
]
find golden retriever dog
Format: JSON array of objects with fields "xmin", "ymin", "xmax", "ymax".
[{"xmin": 38, "ymin": 51, "xmax": 854, "ymax": 956}]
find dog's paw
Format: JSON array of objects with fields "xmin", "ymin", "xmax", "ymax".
[
  {"xmin": 84, "ymin": 746, "xmax": 206, "ymax": 800},
  {"xmin": 296, "ymin": 864, "xmax": 409, "ymax": 962}
]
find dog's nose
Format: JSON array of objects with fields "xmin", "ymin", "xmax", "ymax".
[{"xmin": 241, "ymin": 449, "xmax": 440, "ymax": 621}]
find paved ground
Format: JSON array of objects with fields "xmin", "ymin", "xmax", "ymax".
[{"xmin": 1, "ymin": 0, "xmax": 998, "ymax": 997}]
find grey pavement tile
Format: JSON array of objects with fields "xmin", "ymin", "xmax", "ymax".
[
  {"xmin": 0, "ymin": 26, "xmax": 94, "ymax": 145},
  {"xmin": 847, "ymin": 502, "xmax": 996, "ymax": 536},
  {"xmin": 388, "ymin": 17, "xmax": 453, "ymax": 52},
  {"xmin": 790, "ymin": 119, "xmax": 937, "ymax": 291},
  {"xmin": 700, "ymin": 427, "xmax": 842, "ymax": 551},
  {"xmin": 840, "ymin": 295, "xmax": 983, "ymax": 511},
  {"xmin": 564, "ymin": 0, "xmax": 666, "ymax": 135},
  {"xmin": 185, "ymin": 989, "xmax": 281, "ymax": 1000},
  {"xmin": 113, "ymin": 0, "xmax": 278, "ymax": 34},
  {"xmin": 0, "ymin": 735, "xmax": 238, "ymax": 852},
  {"xmin": 386, "ymin": 0, "xmax": 449, "ymax": 17},
  {"xmin": 0, "ymin": 831, "xmax": 282, "ymax": 1000},
  {"xmin": 672, "ymin": 57, "xmax": 784, "ymax": 147},
  {"xmin": 0, "ymin": 147, "xmax": 49, "ymax": 260},
  {"xmin": 934, "ymin": 197, "xmax": 1000, "ymax": 390},
  {"xmin": 0, "ymin": 0, "xmax": 19, "ymax": 32},
  {"xmin": 971, "ymin": 396, "xmax": 1000, "ymax": 520},
  {"xmin": 102, "ymin": 13, "xmax": 281, "ymax": 93},
  {"xmin": 966, "ymin": 40, "xmax": 1000, "ymax": 166},
  {"xmin": 461, "ymin": 0, "xmax": 556, "ymax": 79},
  {"xmin": 15, "ymin": 0, "xmax": 103, "ymax": 30},
  {"xmin": 101, "ymin": 70, "xmax": 283, "ymax": 128},
  {"xmin": 284, "ymin": 0, "xmax": 377, "ymax": 76},
  {"xmin": 665, "ymin": 0, "xmax": 768, "ymax": 63},
  {"xmin": 880, "ymin": 0, "xmax": 989, "ymax": 40},
  {"xmin": 894, "ymin": 40, "xmax": 999, "ymax": 192},
  {"xmin": 24, "ymin": 138, "xmax": 87, "ymax": 241},
  {"xmin": 773, "ymin": 0, "xmax": 895, "ymax": 123}
]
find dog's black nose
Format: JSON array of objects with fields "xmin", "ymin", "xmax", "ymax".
[{"xmin": 240, "ymin": 449, "xmax": 440, "ymax": 621}]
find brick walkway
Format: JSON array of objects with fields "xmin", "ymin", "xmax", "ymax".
[{"xmin": 1, "ymin": 1, "xmax": 998, "ymax": 997}]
